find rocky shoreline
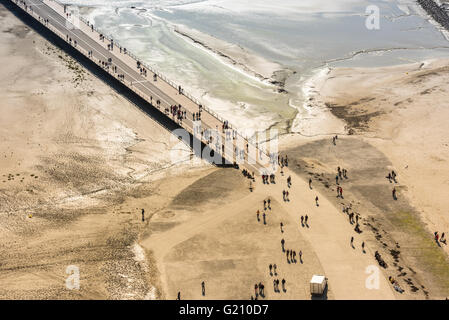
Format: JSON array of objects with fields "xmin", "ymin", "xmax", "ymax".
[{"xmin": 417, "ymin": 0, "xmax": 449, "ymax": 31}]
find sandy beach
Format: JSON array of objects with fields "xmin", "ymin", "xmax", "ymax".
[{"xmin": 1, "ymin": 0, "xmax": 449, "ymax": 300}]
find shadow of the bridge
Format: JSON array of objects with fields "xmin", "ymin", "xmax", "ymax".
[{"xmin": 2, "ymin": 0, "xmax": 235, "ymax": 168}]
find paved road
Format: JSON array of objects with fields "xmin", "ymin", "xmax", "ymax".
[{"xmin": 12, "ymin": 0, "xmax": 276, "ymax": 175}]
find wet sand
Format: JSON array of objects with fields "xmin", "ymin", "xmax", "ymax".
[{"xmin": 0, "ymin": 1, "xmax": 190, "ymax": 299}]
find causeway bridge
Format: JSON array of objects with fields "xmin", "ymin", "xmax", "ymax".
[{"xmin": 9, "ymin": 0, "xmax": 278, "ymax": 175}]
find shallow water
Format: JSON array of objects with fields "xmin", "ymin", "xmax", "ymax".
[{"xmin": 60, "ymin": 0, "xmax": 449, "ymax": 136}]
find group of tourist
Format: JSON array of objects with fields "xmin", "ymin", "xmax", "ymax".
[
  {"xmin": 252, "ymin": 283, "xmax": 265, "ymax": 299},
  {"xmin": 168, "ymin": 104, "xmax": 186, "ymax": 124},
  {"xmin": 282, "ymin": 190, "xmax": 290, "ymax": 202},
  {"xmin": 336, "ymin": 166, "xmax": 348, "ymax": 184},
  {"xmin": 300, "ymin": 215, "xmax": 309, "ymax": 228},
  {"xmin": 193, "ymin": 112, "xmax": 202, "ymax": 121},
  {"xmin": 261, "ymin": 173, "xmax": 275, "ymax": 184},
  {"xmin": 285, "ymin": 249, "xmax": 302, "ymax": 265},
  {"xmin": 256, "ymin": 210, "xmax": 267, "ymax": 225},
  {"xmin": 434, "ymin": 231, "xmax": 447, "ymax": 245},
  {"xmin": 389, "ymin": 276, "xmax": 404, "ymax": 293},
  {"xmin": 242, "ymin": 169, "xmax": 255, "ymax": 181},
  {"xmin": 278, "ymin": 155, "xmax": 289, "ymax": 167},
  {"xmin": 375, "ymin": 250, "xmax": 388, "ymax": 269}
]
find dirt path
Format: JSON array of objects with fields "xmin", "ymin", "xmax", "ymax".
[{"xmin": 141, "ymin": 166, "xmax": 396, "ymax": 299}]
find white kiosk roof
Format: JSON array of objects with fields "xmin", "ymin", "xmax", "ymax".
[{"xmin": 310, "ymin": 275, "xmax": 326, "ymax": 284}]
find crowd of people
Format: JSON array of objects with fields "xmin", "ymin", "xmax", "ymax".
[{"xmin": 375, "ymin": 250, "xmax": 388, "ymax": 269}]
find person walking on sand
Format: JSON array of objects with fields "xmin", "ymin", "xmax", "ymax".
[
  {"xmin": 392, "ymin": 187, "xmax": 397, "ymax": 200},
  {"xmin": 255, "ymin": 284, "xmax": 259, "ymax": 298},
  {"xmin": 273, "ymin": 264, "xmax": 278, "ymax": 276},
  {"xmin": 299, "ymin": 250, "xmax": 303, "ymax": 263},
  {"xmin": 309, "ymin": 178, "xmax": 312, "ymax": 189},
  {"xmin": 257, "ymin": 210, "xmax": 260, "ymax": 222},
  {"xmin": 282, "ymin": 279, "xmax": 286, "ymax": 292},
  {"xmin": 202, "ymin": 281, "xmax": 206, "ymax": 296},
  {"xmin": 301, "ymin": 215, "xmax": 304, "ymax": 226},
  {"xmin": 350, "ymin": 236, "xmax": 354, "ymax": 248},
  {"xmin": 305, "ymin": 215, "xmax": 309, "ymax": 225},
  {"xmin": 259, "ymin": 283, "xmax": 264, "ymax": 297},
  {"xmin": 141, "ymin": 209, "xmax": 145, "ymax": 222},
  {"xmin": 315, "ymin": 196, "xmax": 319, "ymax": 206},
  {"xmin": 268, "ymin": 198, "xmax": 271, "ymax": 210},
  {"xmin": 263, "ymin": 212, "xmax": 266, "ymax": 225},
  {"xmin": 177, "ymin": 291, "xmax": 181, "ymax": 300},
  {"xmin": 280, "ymin": 222, "xmax": 284, "ymax": 233},
  {"xmin": 336, "ymin": 175, "xmax": 339, "ymax": 185},
  {"xmin": 362, "ymin": 241, "xmax": 365, "ymax": 252},
  {"xmin": 269, "ymin": 264, "xmax": 273, "ymax": 276},
  {"xmin": 281, "ymin": 239, "xmax": 285, "ymax": 252}
]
